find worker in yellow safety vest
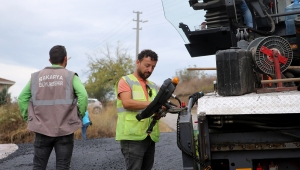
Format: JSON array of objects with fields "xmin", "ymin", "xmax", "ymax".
[{"xmin": 115, "ymin": 49, "xmax": 160, "ymax": 170}]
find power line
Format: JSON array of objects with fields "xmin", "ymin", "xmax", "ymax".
[
  {"xmin": 162, "ymin": 0, "xmax": 187, "ymax": 9},
  {"xmin": 84, "ymin": 20, "xmax": 132, "ymax": 53},
  {"xmin": 139, "ymin": 1, "xmax": 163, "ymax": 11},
  {"xmin": 172, "ymin": 11, "xmax": 203, "ymax": 22},
  {"xmin": 143, "ymin": 21, "xmax": 169, "ymax": 28},
  {"xmin": 78, "ymin": 13, "xmax": 133, "ymax": 55},
  {"xmin": 142, "ymin": 7, "xmax": 163, "ymax": 17},
  {"xmin": 142, "ymin": 1, "xmax": 185, "ymax": 18},
  {"xmin": 80, "ymin": 2, "xmax": 187, "ymax": 57},
  {"xmin": 122, "ymin": 32, "xmax": 135, "ymax": 43}
]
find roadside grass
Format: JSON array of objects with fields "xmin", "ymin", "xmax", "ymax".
[
  {"xmin": 74, "ymin": 103, "xmax": 173, "ymax": 140},
  {"xmin": 74, "ymin": 104, "xmax": 119, "ymax": 139},
  {"xmin": 0, "ymin": 103, "xmax": 34, "ymax": 144},
  {"xmin": 74, "ymin": 108, "xmax": 173, "ymax": 140},
  {"xmin": 173, "ymin": 75, "xmax": 216, "ymax": 104},
  {"xmin": 0, "ymin": 102, "xmax": 174, "ymax": 144},
  {"xmin": 0, "ymin": 76, "xmax": 215, "ymax": 144}
]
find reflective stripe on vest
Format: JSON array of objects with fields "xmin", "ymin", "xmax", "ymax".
[
  {"xmin": 123, "ymin": 76, "xmax": 155, "ymax": 99},
  {"xmin": 117, "ymin": 108, "xmax": 143, "ymax": 113},
  {"xmin": 123, "ymin": 76, "xmax": 140, "ymax": 88},
  {"xmin": 31, "ymin": 71, "xmax": 75, "ymax": 106},
  {"xmin": 116, "ymin": 75, "xmax": 158, "ymax": 114}
]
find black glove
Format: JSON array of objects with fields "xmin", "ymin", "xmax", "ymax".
[{"xmin": 90, "ymin": 121, "xmax": 93, "ymax": 126}]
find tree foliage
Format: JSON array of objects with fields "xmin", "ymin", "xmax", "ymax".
[
  {"xmin": 0, "ymin": 87, "xmax": 10, "ymax": 105},
  {"xmin": 85, "ymin": 42, "xmax": 135, "ymax": 105},
  {"xmin": 175, "ymin": 65, "xmax": 208, "ymax": 82}
]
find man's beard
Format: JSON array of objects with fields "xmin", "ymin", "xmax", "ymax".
[{"xmin": 138, "ymin": 69, "xmax": 150, "ymax": 80}]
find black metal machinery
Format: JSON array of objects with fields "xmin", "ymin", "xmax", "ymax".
[{"xmin": 161, "ymin": 0, "xmax": 300, "ymax": 169}]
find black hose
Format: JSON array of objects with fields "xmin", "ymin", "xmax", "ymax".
[
  {"xmin": 167, "ymin": 100, "xmax": 178, "ymax": 107},
  {"xmin": 253, "ymin": 125, "xmax": 300, "ymax": 130},
  {"xmin": 188, "ymin": 92, "xmax": 204, "ymax": 108},
  {"xmin": 174, "ymin": 96, "xmax": 182, "ymax": 107},
  {"xmin": 232, "ymin": 8, "xmax": 275, "ymax": 36},
  {"xmin": 177, "ymin": 93, "xmax": 211, "ymax": 170}
]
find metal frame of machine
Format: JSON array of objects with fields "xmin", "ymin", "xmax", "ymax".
[{"xmin": 163, "ymin": 0, "xmax": 300, "ymax": 169}]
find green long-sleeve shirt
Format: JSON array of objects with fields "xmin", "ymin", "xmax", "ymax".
[{"xmin": 18, "ymin": 65, "xmax": 88, "ymax": 121}]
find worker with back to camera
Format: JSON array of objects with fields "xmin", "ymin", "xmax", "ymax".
[
  {"xmin": 115, "ymin": 49, "xmax": 161, "ymax": 170},
  {"xmin": 18, "ymin": 45, "xmax": 88, "ymax": 169}
]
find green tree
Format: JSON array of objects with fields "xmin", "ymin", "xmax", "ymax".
[
  {"xmin": 0, "ymin": 87, "xmax": 10, "ymax": 105},
  {"xmin": 176, "ymin": 65, "xmax": 207, "ymax": 82},
  {"xmin": 85, "ymin": 42, "xmax": 135, "ymax": 105}
]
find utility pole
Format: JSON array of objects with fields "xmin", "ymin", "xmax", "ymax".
[{"xmin": 133, "ymin": 11, "xmax": 147, "ymax": 60}]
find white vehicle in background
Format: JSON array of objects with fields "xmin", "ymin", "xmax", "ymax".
[{"xmin": 88, "ymin": 98, "xmax": 103, "ymax": 114}]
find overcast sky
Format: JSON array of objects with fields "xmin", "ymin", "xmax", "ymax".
[{"xmin": 0, "ymin": 0, "xmax": 216, "ymax": 98}]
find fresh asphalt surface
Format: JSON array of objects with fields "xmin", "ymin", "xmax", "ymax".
[
  {"xmin": 0, "ymin": 132, "xmax": 183, "ymax": 170},
  {"xmin": 0, "ymin": 113, "xmax": 198, "ymax": 170}
]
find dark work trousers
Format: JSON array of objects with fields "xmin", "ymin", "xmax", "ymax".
[
  {"xmin": 120, "ymin": 136, "xmax": 155, "ymax": 170},
  {"xmin": 33, "ymin": 132, "xmax": 74, "ymax": 170}
]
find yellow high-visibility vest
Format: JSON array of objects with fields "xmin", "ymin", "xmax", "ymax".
[{"xmin": 115, "ymin": 74, "xmax": 160, "ymax": 142}]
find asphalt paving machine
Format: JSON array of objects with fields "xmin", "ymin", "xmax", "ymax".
[{"xmin": 159, "ymin": 0, "xmax": 300, "ymax": 169}]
